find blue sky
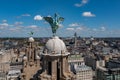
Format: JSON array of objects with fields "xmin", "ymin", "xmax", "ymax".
[{"xmin": 0, "ymin": 0, "xmax": 120, "ymax": 37}]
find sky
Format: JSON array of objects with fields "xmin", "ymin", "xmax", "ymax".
[{"xmin": 0, "ymin": 0, "xmax": 120, "ymax": 37}]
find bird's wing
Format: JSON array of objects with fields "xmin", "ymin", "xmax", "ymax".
[
  {"xmin": 58, "ymin": 17, "xmax": 64, "ymax": 22},
  {"xmin": 43, "ymin": 17, "xmax": 53, "ymax": 24}
]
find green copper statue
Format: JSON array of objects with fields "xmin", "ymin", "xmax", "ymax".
[
  {"xmin": 29, "ymin": 31, "xmax": 34, "ymax": 37},
  {"xmin": 43, "ymin": 13, "xmax": 64, "ymax": 36}
]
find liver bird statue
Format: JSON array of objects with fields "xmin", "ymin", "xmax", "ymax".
[{"xmin": 43, "ymin": 13, "xmax": 64, "ymax": 36}]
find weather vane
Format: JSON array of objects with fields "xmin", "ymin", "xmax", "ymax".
[{"xmin": 43, "ymin": 13, "xmax": 64, "ymax": 36}]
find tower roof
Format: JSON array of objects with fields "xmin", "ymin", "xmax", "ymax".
[
  {"xmin": 44, "ymin": 36, "xmax": 67, "ymax": 55},
  {"xmin": 29, "ymin": 37, "xmax": 34, "ymax": 42}
]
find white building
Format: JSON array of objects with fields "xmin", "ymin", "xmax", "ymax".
[
  {"xmin": 68, "ymin": 54, "xmax": 84, "ymax": 66},
  {"xmin": 68, "ymin": 54, "xmax": 93, "ymax": 80},
  {"xmin": 7, "ymin": 69, "xmax": 21, "ymax": 80},
  {"xmin": 75, "ymin": 65, "xmax": 93, "ymax": 80}
]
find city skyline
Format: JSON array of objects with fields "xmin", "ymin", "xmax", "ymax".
[{"xmin": 0, "ymin": 0, "xmax": 120, "ymax": 37}]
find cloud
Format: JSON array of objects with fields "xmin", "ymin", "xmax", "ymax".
[
  {"xmin": 0, "ymin": 23, "xmax": 9, "ymax": 27},
  {"xmin": 14, "ymin": 22, "xmax": 23, "ymax": 25},
  {"xmin": 2, "ymin": 20, "xmax": 7, "ymax": 23},
  {"xmin": 16, "ymin": 14, "xmax": 31, "ymax": 19},
  {"xmin": 0, "ymin": 23, "xmax": 13, "ymax": 29},
  {"xmin": 82, "ymin": 12, "xmax": 96, "ymax": 17},
  {"xmin": 69, "ymin": 23, "xmax": 80, "ymax": 27},
  {"xmin": 0, "ymin": 22, "xmax": 13, "ymax": 29},
  {"xmin": 21, "ymin": 14, "xmax": 31, "ymax": 17},
  {"xmin": 34, "ymin": 15, "xmax": 43, "ymax": 20},
  {"xmin": 100, "ymin": 27, "xmax": 106, "ymax": 31},
  {"xmin": 66, "ymin": 28, "xmax": 74, "ymax": 31},
  {"xmin": 47, "ymin": 15, "xmax": 51, "ymax": 17},
  {"xmin": 9, "ymin": 27, "xmax": 21, "ymax": 32},
  {"xmin": 76, "ymin": 27, "xmax": 83, "ymax": 30},
  {"xmin": 82, "ymin": 0, "xmax": 88, "ymax": 4},
  {"xmin": 74, "ymin": 4, "xmax": 83, "ymax": 7},
  {"xmin": 75, "ymin": 0, "xmax": 89, "ymax": 7},
  {"xmin": 67, "ymin": 23, "xmax": 88, "ymax": 32},
  {"xmin": 92, "ymin": 28, "xmax": 97, "ymax": 31},
  {"xmin": 59, "ymin": 24, "xmax": 64, "ymax": 28},
  {"xmin": 28, "ymin": 25, "xmax": 38, "ymax": 29},
  {"xmin": 66, "ymin": 27, "xmax": 85, "ymax": 31}
]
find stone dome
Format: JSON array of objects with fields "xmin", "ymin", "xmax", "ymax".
[
  {"xmin": 29, "ymin": 37, "xmax": 34, "ymax": 42},
  {"xmin": 36, "ymin": 55, "xmax": 40, "ymax": 59},
  {"xmin": 23, "ymin": 56, "xmax": 27, "ymax": 60},
  {"xmin": 45, "ymin": 36, "xmax": 66, "ymax": 54}
]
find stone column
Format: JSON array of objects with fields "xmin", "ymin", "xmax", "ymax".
[
  {"xmin": 52, "ymin": 60, "xmax": 57, "ymax": 80},
  {"xmin": 65, "ymin": 56, "xmax": 69, "ymax": 73},
  {"xmin": 61, "ymin": 56, "xmax": 65, "ymax": 75}
]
